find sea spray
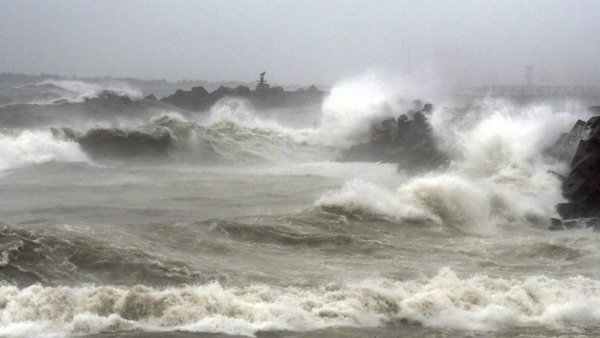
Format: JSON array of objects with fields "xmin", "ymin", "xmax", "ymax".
[
  {"xmin": 0, "ymin": 130, "xmax": 87, "ymax": 171},
  {"xmin": 3, "ymin": 269, "xmax": 600, "ymax": 337},
  {"xmin": 316, "ymin": 99, "xmax": 590, "ymax": 231}
]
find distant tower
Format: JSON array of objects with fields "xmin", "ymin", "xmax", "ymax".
[
  {"xmin": 256, "ymin": 72, "xmax": 270, "ymax": 91},
  {"xmin": 525, "ymin": 65, "xmax": 534, "ymax": 86}
]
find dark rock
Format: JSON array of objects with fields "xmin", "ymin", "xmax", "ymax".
[
  {"xmin": 340, "ymin": 102, "xmax": 447, "ymax": 172},
  {"xmin": 307, "ymin": 85, "xmax": 320, "ymax": 94},
  {"xmin": 549, "ymin": 217, "xmax": 600, "ymax": 231},
  {"xmin": 144, "ymin": 94, "xmax": 157, "ymax": 101},
  {"xmin": 161, "ymin": 73, "xmax": 326, "ymax": 112},
  {"xmin": 556, "ymin": 202, "xmax": 588, "ymax": 219},
  {"xmin": 190, "ymin": 86, "xmax": 208, "ymax": 96},
  {"xmin": 211, "ymin": 85, "xmax": 233, "ymax": 98},
  {"xmin": 554, "ymin": 108, "xmax": 600, "ymax": 223},
  {"xmin": 270, "ymin": 86, "xmax": 284, "ymax": 93},
  {"xmin": 233, "ymin": 85, "xmax": 250, "ymax": 95}
]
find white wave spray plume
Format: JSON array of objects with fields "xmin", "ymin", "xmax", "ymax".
[
  {"xmin": 310, "ymin": 71, "xmax": 442, "ymax": 147},
  {"xmin": 0, "ymin": 130, "xmax": 87, "ymax": 172},
  {"xmin": 317, "ymin": 98, "xmax": 592, "ymax": 232}
]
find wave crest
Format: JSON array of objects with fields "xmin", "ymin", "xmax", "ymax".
[
  {"xmin": 0, "ymin": 130, "xmax": 87, "ymax": 171},
  {"xmin": 3, "ymin": 268, "xmax": 600, "ymax": 337},
  {"xmin": 68, "ymin": 115, "xmax": 331, "ymax": 164},
  {"xmin": 316, "ymin": 100, "xmax": 586, "ymax": 230}
]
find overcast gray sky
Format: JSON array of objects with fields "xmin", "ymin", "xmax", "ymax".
[{"xmin": 1, "ymin": 0, "xmax": 599, "ymax": 86}]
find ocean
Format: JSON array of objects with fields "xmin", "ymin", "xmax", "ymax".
[{"xmin": 1, "ymin": 78, "xmax": 599, "ymax": 338}]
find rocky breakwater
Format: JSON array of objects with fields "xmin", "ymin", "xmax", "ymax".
[
  {"xmin": 161, "ymin": 78, "xmax": 325, "ymax": 112},
  {"xmin": 340, "ymin": 102, "xmax": 447, "ymax": 172},
  {"xmin": 0, "ymin": 90, "xmax": 192, "ymax": 129},
  {"xmin": 550, "ymin": 106, "xmax": 600, "ymax": 230}
]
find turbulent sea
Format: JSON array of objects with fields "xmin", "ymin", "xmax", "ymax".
[{"xmin": 1, "ymin": 78, "xmax": 600, "ymax": 338}]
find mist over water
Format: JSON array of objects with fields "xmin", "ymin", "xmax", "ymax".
[{"xmin": 1, "ymin": 74, "xmax": 600, "ymax": 338}]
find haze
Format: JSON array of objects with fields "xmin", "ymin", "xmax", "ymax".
[{"xmin": 1, "ymin": 0, "xmax": 599, "ymax": 86}]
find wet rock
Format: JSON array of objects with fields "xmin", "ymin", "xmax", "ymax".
[
  {"xmin": 233, "ymin": 85, "xmax": 251, "ymax": 95},
  {"xmin": 161, "ymin": 73, "xmax": 325, "ymax": 112},
  {"xmin": 548, "ymin": 218, "xmax": 564, "ymax": 231},
  {"xmin": 556, "ymin": 202, "xmax": 588, "ymax": 219},
  {"xmin": 190, "ymin": 86, "xmax": 209, "ymax": 96},
  {"xmin": 553, "ymin": 105, "xmax": 600, "ymax": 228},
  {"xmin": 340, "ymin": 102, "xmax": 447, "ymax": 172},
  {"xmin": 550, "ymin": 217, "xmax": 600, "ymax": 231},
  {"xmin": 545, "ymin": 119, "xmax": 587, "ymax": 162}
]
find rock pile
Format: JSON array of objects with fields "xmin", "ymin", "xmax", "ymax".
[
  {"xmin": 551, "ymin": 106, "xmax": 600, "ymax": 230},
  {"xmin": 340, "ymin": 102, "xmax": 447, "ymax": 171},
  {"xmin": 161, "ymin": 76, "xmax": 325, "ymax": 112}
]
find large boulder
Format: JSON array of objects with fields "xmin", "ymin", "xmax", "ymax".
[
  {"xmin": 551, "ymin": 106, "xmax": 600, "ymax": 230},
  {"xmin": 340, "ymin": 103, "xmax": 447, "ymax": 172}
]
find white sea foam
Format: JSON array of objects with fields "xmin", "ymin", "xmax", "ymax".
[
  {"xmin": 203, "ymin": 72, "xmax": 438, "ymax": 148},
  {"xmin": 38, "ymin": 79, "xmax": 143, "ymax": 102},
  {"xmin": 2, "ymin": 269, "xmax": 600, "ymax": 337},
  {"xmin": 206, "ymin": 98, "xmax": 291, "ymax": 131},
  {"xmin": 0, "ymin": 130, "xmax": 87, "ymax": 171},
  {"xmin": 309, "ymin": 73, "xmax": 403, "ymax": 147},
  {"xmin": 195, "ymin": 81, "xmax": 589, "ymax": 230},
  {"xmin": 316, "ymin": 99, "xmax": 589, "ymax": 231}
]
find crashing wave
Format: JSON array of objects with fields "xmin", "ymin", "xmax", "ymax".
[
  {"xmin": 2, "ymin": 268, "xmax": 600, "ymax": 337},
  {"xmin": 49, "ymin": 116, "xmax": 330, "ymax": 164},
  {"xmin": 24, "ymin": 79, "xmax": 142, "ymax": 104},
  {"xmin": 316, "ymin": 99, "xmax": 591, "ymax": 231},
  {"xmin": 0, "ymin": 129, "xmax": 87, "ymax": 172}
]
